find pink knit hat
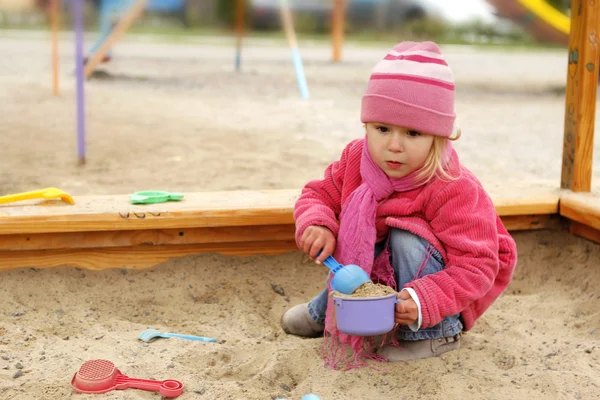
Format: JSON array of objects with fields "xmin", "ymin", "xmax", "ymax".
[{"xmin": 361, "ymin": 41, "xmax": 456, "ymax": 137}]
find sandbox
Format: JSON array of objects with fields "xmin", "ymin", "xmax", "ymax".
[{"xmin": 0, "ymin": 229, "xmax": 599, "ymax": 399}]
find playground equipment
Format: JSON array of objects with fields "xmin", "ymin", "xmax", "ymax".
[
  {"xmin": 50, "ymin": 0, "xmax": 312, "ymax": 163},
  {"xmin": 74, "ymin": 0, "xmax": 309, "ymax": 89},
  {"xmin": 329, "ymin": 0, "xmax": 576, "ymax": 60},
  {"xmin": 2, "ymin": 0, "xmax": 596, "ymax": 270},
  {"xmin": 487, "ymin": 0, "xmax": 570, "ymax": 45},
  {"xmin": 47, "ymin": 0, "xmax": 580, "ymax": 164},
  {"xmin": 50, "ymin": 0, "xmax": 60, "ymax": 95},
  {"xmin": 73, "ymin": 0, "xmax": 86, "ymax": 165},
  {"xmin": 279, "ymin": 0, "xmax": 310, "ymax": 99}
]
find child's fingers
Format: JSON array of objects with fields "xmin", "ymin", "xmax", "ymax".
[
  {"xmin": 394, "ymin": 317, "xmax": 415, "ymax": 325},
  {"xmin": 302, "ymin": 231, "xmax": 315, "ymax": 256},
  {"xmin": 395, "ymin": 302, "xmax": 408, "ymax": 314},
  {"xmin": 298, "ymin": 231, "xmax": 306, "ymax": 249},
  {"xmin": 301, "ymin": 239, "xmax": 310, "ymax": 256},
  {"xmin": 395, "ymin": 310, "xmax": 412, "ymax": 319},
  {"xmin": 316, "ymin": 240, "xmax": 335, "ymax": 263},
  {"xmin": 396, "ymin": 290, "xmax": 411, "ymax": 301},
  {"xmin": 308, "ymin": 239, "xmax": 325, "ymax": 260},
  {"xmin": 395, "ymin": 308, "xmax": 416, "ymax": 323},
  {"xmin": 396, "ymin": 301, "xmax": 416, "ymax": 315},
  {"xmin": 395, "ymin": 305, "xmax": 417, "ymax": 326}
]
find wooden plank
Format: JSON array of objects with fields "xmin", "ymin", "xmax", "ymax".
[
  {"xmin": 500, "ymin": 214, "xmax": 562, "ymax": 231},
  {"xmin": 493, "ymin": 196, "xmax": 559, "ymax": 216},
  {"xmin": 0, "ymin": 187, "xmax": 561, "ymax": 236},
  {"xmin": 0, "ymin": 224, "xmax": 295, "ymax": 251},
  {"xmin": 569, "ymin": 221, "xmax": 600, "ymax": 244},
  {"xmin": 0, "ymin": 241, "xmax": 298, "ymax": 271},
  {"xmin": 0, "ymin": 214, "xmax": 559, "ymax": 272},
  {"xmin": 560, "ymin": 0, "xmax": 599, "ymax": 192},
  {"xmin": 0, "ymin": 190, "xmax": 299, "ymax": 235},
  {"xmin": 0, "ymin": 213, "xmax": 557, "ymax": 252},
  {"xmin": 83, "ymin": 0, "xmax": 148, "ymax": 79},
  {"xmin": 559, "ymin": 192, "xmax": 600, "ymax": 231},
  {"xmin": 0, "ymin": 185, "xmax": 569, "ymax": 272}
]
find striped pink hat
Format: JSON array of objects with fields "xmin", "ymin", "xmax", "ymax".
[{"xmin": 361, "ymin": 41, "xmax": 456, "ymax": 137}]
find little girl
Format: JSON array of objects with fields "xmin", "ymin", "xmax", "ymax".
[{"xmin": 280, "ymin": 41, "xmax": 517, "ymax": 367}]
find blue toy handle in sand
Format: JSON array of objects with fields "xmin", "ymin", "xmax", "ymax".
[
  {"xmin": 162, "ymin": 333, "xmax": 216, "ymax": 342},
  {"xmin": 276, "ymin": 394, "xmax": 320, "ymax": 400}
]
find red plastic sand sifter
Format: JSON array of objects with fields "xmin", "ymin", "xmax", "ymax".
[{"xmin": 71, "ymin": 359, "xmax": 183, "ymax": 397}]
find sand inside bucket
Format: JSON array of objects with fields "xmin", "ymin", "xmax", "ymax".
[{"xmin": 332, "ymin": 282, "xmax": 396, "ymax": 299}]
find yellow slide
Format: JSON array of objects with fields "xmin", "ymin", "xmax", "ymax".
[
  {"xmin": 487, "ymin": 0, "xmax": 570, "ymax": 45},
  {"xmin": 517, "ymin": 0, "xmax": 570, "ymax": 35}
]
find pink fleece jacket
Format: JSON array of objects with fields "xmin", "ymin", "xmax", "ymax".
[{"xmin": 294, "ymin": 139, "xmax": 517, "ymax": 331}]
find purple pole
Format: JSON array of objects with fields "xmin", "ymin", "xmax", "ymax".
[{"xmin": 74, "ymin": 0, "xmax": 86, "ymax": 165}]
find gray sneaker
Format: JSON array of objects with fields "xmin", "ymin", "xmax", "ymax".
[
  {"xmin": 377, "ymin": 334, "xmax": 461, "ymax": 362},
  {"xmin": 280, "ymin": 303, "xmax": 324, "ymax": 338}
]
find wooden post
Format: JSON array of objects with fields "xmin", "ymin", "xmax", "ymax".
[
  {"xmin": 332, "ymin": 0, "xmax": 345, "ymax": 62},
  {"xmin": 279, "ymin": 0, "xmax": 298, "ymax": 49},
  {"xmin": 561, "ymin": 0, "xmax": 599, "ymax": 192},
  {"xmin": 235, "ymin": 0, "xmax": 245, "ymax": 71},
  {"xmin": 83, "ymin": 0, "xmax": 148, "ymax": 79},
  {"xmin": 50, "ymin": 0, "xmax": 60, "ymax": 95}
]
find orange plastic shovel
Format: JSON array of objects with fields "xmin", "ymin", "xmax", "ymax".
[{"xmin": 0, "ymin": 188, "xmax": 75, "ymax": 205}]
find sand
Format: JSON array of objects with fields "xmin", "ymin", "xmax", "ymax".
[
  {"xmin": 332, "ymin": 282, "xmax": 396, "ymax": 299},
  {"xmin": 1, "ymin": 31, "xmax": 600, "ymax": 399},
  {"xmin": 1, "ymin": 230, "xmax": 599, "ymax": 399}
]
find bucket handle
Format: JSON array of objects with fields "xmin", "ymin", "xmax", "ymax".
[
  {"xmin": 334, "ymin": 297, "xmax": 343, "ymax": 310},
  {"xmin": 333, "ymin": 295, "xmax": 403, "ymax": 310}
]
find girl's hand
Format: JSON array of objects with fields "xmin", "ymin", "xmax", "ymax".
[
  {"xmin": 395, "ymin": 290, "xmax": 418, "ymax": 326},
  {"xmin": 299, "ymin": 226, "xmax": 336, "ymax": 264}
]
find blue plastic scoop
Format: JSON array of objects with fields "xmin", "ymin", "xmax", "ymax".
[
  {"xmin": 322, "ymin": 255, "xmax": 371, "ymax": 295},
  {"xmin": 138, "ymin": 329, "xmax": 216, "ymax": 343}
]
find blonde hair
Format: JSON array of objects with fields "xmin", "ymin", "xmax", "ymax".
[{"xmin": 415, "ymin": 127, "xmax": 462, "ymax": 184}]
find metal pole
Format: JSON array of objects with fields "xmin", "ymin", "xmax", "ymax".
[{"xmin": 74, "ymin": 0, "xmax": 86, "ymax": 165}]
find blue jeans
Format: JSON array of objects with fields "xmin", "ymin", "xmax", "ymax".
[{"xmin": 307, "ymin": 229, "xmax": 463, "ymax": 340}]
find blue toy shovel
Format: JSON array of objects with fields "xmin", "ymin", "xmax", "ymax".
[
  {"xmin": 138, "ymin": 329, "xmax": 216, "ymax": 343},
  {"xmin": 321, "ymin": 254, "xmax": 371, "ymax": 295}
]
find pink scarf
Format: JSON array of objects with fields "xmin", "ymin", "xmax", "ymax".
[{"xmin": 323, "ymin": 136, "xmax": 451, "ymax": 370}]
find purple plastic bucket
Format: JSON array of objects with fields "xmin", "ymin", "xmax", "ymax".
[{"xmin": 332, "ymin": 293, "xmax": 397, "ymax": 336}]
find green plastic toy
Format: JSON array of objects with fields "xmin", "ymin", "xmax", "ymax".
[{"xmin": 129, "ymin": 191, "xmax": 184, "ymax": 205}]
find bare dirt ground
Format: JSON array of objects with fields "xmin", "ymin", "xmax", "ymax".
[
  {"xmin": 1, "ymin": 31, "xmax": 599, "ymax": 399},
  {"xmin": 1, "ymin": 31, "xmax": 598, "ymax": 195}
]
